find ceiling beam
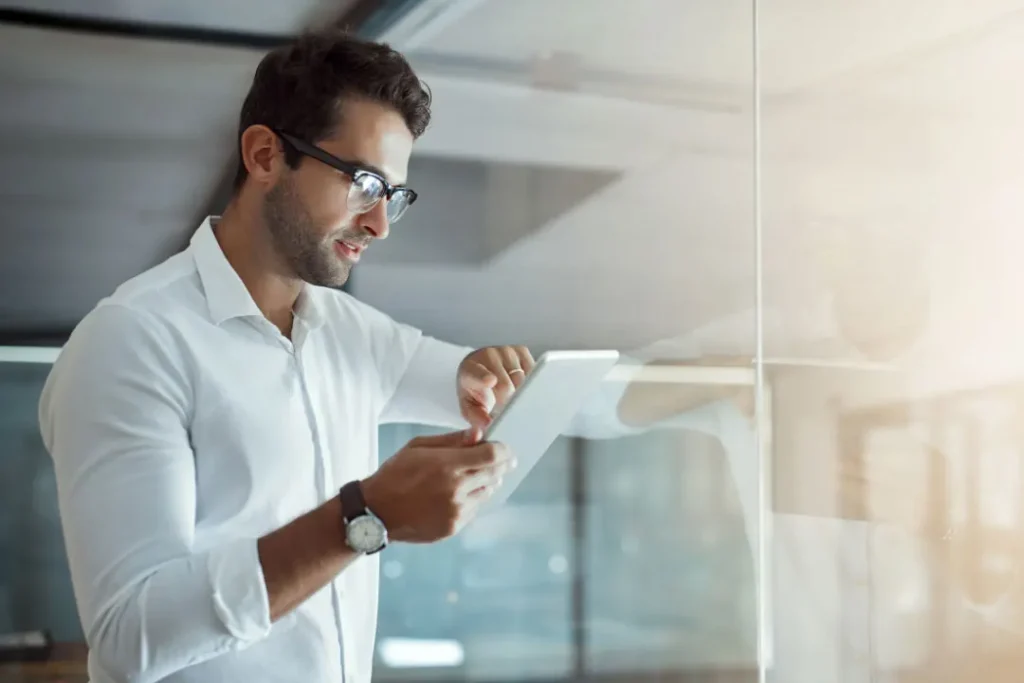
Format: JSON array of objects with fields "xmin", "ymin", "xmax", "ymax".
[
  {"xmin": 375, "ymin": 0, "xmax": 489, "ymax": 50},
  {"xmin": 0, "ymin": 7, "xmax": 291, "ymax": 49},
  {"xmin": 0, "ymin": 2, "xmax": 422, "ymax": 50},
  {"xmin": 413, "ymin": 71, "xmax": 750, "ymax": 170},
  {"xmin": 0, "ymin": 328, "xmax": 74, "ymax": 348}
]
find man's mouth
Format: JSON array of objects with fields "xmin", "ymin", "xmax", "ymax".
[{"xmin": 334, "ymin": 239, "xmax": 365, "ymax": 262}]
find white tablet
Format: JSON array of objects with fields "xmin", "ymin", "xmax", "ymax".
[{"xmin": 478, "ymin": 349, "xmax": 619, "ymax": 512}]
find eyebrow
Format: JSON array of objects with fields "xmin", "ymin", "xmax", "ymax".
[
  {"xmin": 276, "ymin": 130, "xmax": 407, "ymax": 187},
  {"xmin": 355, "ymin": 161, "xmax": 406, "ymax": 188},
  {"xmin": 331, "ymin": 154, "xmax": 406, "ymax": 188}
]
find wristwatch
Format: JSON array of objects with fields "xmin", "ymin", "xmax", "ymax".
[{"xmin": 339, "ymin": 480, "xmax": 388, "ymax": 554}]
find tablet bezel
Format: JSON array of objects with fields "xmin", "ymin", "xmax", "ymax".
[{"xmin": 479, "ymin": 349, "xmax": 619, "ymax": 512}]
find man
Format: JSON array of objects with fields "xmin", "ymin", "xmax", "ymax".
[{"xmin": 39, "ymin": 31, "xmax": 535, "ymax": 683}]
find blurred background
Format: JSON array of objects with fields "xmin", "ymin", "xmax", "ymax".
[{"xmin": 3, "ymin": 0, "xmax": 1024, "ymax": 681}]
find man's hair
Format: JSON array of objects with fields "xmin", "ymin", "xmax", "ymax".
[{"xmin": 232, "ymin": 30, "xmax": 431, "ymax": 190}]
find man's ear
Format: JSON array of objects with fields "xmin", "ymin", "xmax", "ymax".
[{"xmin": 239, "ymin": 125, "xmax": 285, "ymax": 190}]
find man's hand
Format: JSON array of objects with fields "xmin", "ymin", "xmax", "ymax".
[
  {"xmin": 457, "ymin": 346, "xmax": 536, "ymax": 429},
  {"xmin": 361, "ymin": 429, "xmax": 514, "ymax": 542}
]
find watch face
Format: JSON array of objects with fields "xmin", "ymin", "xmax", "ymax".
[{"xmin": 346, "ymin": 515, "xmax": 387, "ymax": 553}]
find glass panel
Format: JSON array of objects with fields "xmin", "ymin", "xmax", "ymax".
[
  {"xmin": 363, "ymin": 0, "xmax": 762, "ymax": 680},
  {"xmin": 759, "ymin": 2, "xmax": 1024, "ymax": 680},
  {"xmin": 1, "ymin": 2, "xmax": 761, "ymax": 681},
  {"xmin": 376, "ymin": 425, "xmax": 574, "ymax": 681},
  {"xmin": 0, "ymin": 361, "xmax": 81, "ymax": 642},
  {"xmin": 584, "ymin": 429, "xmax": 758, "ymax": 674}
]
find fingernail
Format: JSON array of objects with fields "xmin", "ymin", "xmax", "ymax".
[{"xmin": 510, "ymin": 458, "xmax": 518, "ymax": 469}]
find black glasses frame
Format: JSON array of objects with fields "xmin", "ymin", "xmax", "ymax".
[{"xmin": 272, "ymin": 129, "xmax": 419, "ymax": 213}]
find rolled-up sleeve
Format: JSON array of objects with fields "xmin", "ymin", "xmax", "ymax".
[
  {"xmin": 380, "ymin": 331, "xmax": 471, "ymax": 428},
  {"xmin": 352, "ymin": 298, "xmax": 470, "ymax": 428},
  {"xmin": 39, "ymin": 304, "xmax": 271, "ymax": 682}
]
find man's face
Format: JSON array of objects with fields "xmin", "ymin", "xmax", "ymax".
[{"xmin": 262, "ymin": 98, "xmax": 414, "ymax": 287}]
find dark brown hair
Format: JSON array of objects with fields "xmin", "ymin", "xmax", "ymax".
[{"xmin": 232, "ymin": 30, "xmax": 431, "ymax": 190}]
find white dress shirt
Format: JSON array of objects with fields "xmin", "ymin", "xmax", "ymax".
[{"xmin": 38, "ymin": 218, "xmax": 472, "ymax": 683}]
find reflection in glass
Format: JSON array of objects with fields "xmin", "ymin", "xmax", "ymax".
[{"xmin": 761, "ymin": 2, "xmax": 1024, "ymax": 680}]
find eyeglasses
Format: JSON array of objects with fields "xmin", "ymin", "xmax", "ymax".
[{"xmin": 272, "ymin": 129, "xmax": 418, "ymax": 223}]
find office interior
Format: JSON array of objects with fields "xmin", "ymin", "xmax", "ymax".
[{"xmin": 3, "ymin": 1, "xmax": 1024, "ymax": 681}]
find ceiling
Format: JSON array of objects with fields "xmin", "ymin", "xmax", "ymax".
[
  {"xmin": 0, "ymin": 0, "xmax": 338, "ymax": 35},
  {"xmin": 2, "ymin": 0, "xmax": 1024, "ymax": 352},
  {"xmin": 358, "ymin": 0, "xmax": 1024, "ymax": 351}
]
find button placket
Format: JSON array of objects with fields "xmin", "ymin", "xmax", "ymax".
[{"xmin": 293, "ymin": 336, "xmax": 348, "ymax": 683}]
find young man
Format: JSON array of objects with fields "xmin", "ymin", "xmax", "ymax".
[{"xmin": 39, "ymin": 31, "xmax": 534, "ymax": 683}]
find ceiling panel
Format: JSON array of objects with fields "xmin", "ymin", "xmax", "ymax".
[
  {"xmin": 413, "ymin": 0, "xmax": 1024, "ymax": 96},
  {"xmin": 367, "ymin": 157, "xmax": 619, "ymax": 265},
  {"xmin": 0, "ymin": 0, "xmax": 341, "ymax": 35},
  {"xmin": 412, "ymin": 0, "xmax": 753, "ymax": 86},
  {"xmin": 356, "ymin": 0, "xmax": 1024, "ymax": 350}
]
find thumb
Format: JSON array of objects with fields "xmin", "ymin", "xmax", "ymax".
[{"xmin": 408, "ymin": 428, "xmax": 482, "ymax": 449}]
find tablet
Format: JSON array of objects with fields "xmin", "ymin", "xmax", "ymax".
[{"xmin": 478, "ymin": 349, "xmax": 619, "ymax": 512}]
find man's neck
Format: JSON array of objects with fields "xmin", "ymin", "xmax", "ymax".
[{"xmin": 215, "ymin": 201, "xmax": 301, "ymax": 339}]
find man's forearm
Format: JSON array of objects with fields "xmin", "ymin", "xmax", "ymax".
[{"xmin": 258, "ymin": 495, "xmax": 359, "ymax": 621}]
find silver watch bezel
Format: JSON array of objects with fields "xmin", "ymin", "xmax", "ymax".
[{"xmin": 345, "ymin": 512, "xmax": 388, "ymax": 554}]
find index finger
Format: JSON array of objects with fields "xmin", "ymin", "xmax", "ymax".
[{"xmin": 453, "ymin": 441, "xmax": 511, "ymax": 471}]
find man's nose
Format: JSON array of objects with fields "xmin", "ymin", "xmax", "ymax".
[{"xmin": 358, "ymin": 200, "xmax": 390, "ymax": 240}]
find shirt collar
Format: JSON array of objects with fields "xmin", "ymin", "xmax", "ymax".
[{"xmin": 189, "ymin": 216, "xmax": 325, "ymax": 331}]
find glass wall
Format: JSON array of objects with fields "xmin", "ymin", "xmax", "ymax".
[
  {"xmin": 363, "ymin": 1, "xmax": 763, "ymax": 682},
  {"xmin": 760, "ymin": 2, "xmax": 1024, "ymax": 681},
  {"xmin": 3, "ymin": 4, "xmax": 1020, "ymax": 681},
  {"xmin": 43, "ymin": 1, "xmax": 1024, "ymax": 682},
  {"xmin": 0, "ymin": 360, "xmax": 80, "ymax": 642}
]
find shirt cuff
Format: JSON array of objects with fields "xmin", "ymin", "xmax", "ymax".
[{"xmin": 207, "ymin": 537, "xmax": 272, "ymax": 642}]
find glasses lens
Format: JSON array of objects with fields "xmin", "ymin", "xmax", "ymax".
[
  {"xmin": 347, "ymin": 172, "xmax": 386, "ymax": 213},
  {"xmin": 386, "ymin": 190, "xmax": 414, "ymax": 223}
]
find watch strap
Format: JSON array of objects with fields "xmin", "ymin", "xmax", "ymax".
[{"xmin": 339, "ymin": 480, "xmax": 368, "ymax": 523}]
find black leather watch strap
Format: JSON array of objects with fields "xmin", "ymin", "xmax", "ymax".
[{"xmin": 339, "ymin": 480, "xmax": 368, "ymax": 523}]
